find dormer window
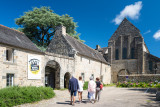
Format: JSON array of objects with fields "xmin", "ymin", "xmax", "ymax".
[{"xmin": 6, "ymin": 49, "xmax": 14, "ymax": 62}]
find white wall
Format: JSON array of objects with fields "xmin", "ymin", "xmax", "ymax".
[{"xmin": 74, "ymin": 54, "xmax": 111, "ymax": 84}]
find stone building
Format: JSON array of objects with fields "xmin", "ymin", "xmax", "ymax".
[
  {"xmin": 1, "ymin": 18, "xmax": 159, "ymax": 88},
  {"xmin": 45, "ymin": 26, "xmax": 111, "ymax": 88},
  {"xmin": 0, "ymin": 24, "xmax": 111, "ymax": 89},
  {"xmin": 97, "ymin": 18, "xmax": 160, "ymax": 83},
  {"xmin": 0, "ymin": 25, "xmax": 44, "ymax": 89}
]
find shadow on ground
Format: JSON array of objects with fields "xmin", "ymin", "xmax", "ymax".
[
  {"xmin": 56, "ymin": 99, "xmax": 89, "ymax": 105},
  {"xmin": 127, "ymin": 88, "xmax": 160, "ymax": 106}
]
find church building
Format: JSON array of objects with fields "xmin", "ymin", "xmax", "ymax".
[{"xmin": 97, "ymin": 18, "xmax": 160, "ymax": 83}]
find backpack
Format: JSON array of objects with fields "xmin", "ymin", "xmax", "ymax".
[{"xmin": 100, "ymin": 84, "xmax": 103, "ymax": 90}]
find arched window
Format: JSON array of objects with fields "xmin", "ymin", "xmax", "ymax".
[
  {"xmin": 115, "ymin": 49, "xmax": 119, "ymax": 60},
  {"xmin": 131, "ymin": 48, "xmax": 135, "ymax": 59},
  {"xmin": 123, "ymin": 48, "xmax": 127, "ymax": 59},
  {"xmin": 149, "ymin": 61, "xmax": 153, "ymax": 71}
]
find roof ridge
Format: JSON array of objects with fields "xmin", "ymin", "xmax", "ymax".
[
  {"xmin": 123, "ymin": 18, "xmax": 140, "ymax": 31},
  {"xmin": 0, "ymin": 24, "xmax": 24, "ymax": 35},
  {"xmin": 66, "ymin": 33, "xmax": 100, "ymax": 54}
]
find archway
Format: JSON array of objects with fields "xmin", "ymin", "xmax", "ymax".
[
  {"xmin": 45, "ymin": 60, "xmax": 60, "ymax": 89},
  {"xmin": 64, "ymin": 72, "xmax": 71, "ymax": 88},
  {"xmin": 118, "ymin": 69, "xmax": 130, "ymax": 76}
]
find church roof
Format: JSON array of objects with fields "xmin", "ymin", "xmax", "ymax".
[
  {"xmin": 0, "ymin": 24, "xmax": 42, "ymax": 53},
  {"xmin": 64, "ymin": 34, "xmax": 109, "ymax": 64},
  {"xmin": 146, "ymin": 53, "xmax": 160, "ymax": 62},
  {"xmin": 109, "ymin": 18, "xmax": 141, "ymax": 42}
]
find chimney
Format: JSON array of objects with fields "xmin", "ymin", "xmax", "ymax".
[
  {"xmin": 56, "ymin": 25, "xmax": 66, "ymax": 36},
  {"xmin": 96, "ymin": 45, "xmax": 101, "ymax": 50}
]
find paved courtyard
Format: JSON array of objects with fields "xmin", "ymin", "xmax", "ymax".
[{"xmin": 18, "ymin": 87, "xmax": 160, "ymax": 107}]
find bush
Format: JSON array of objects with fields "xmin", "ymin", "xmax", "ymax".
[
  {"xmin": 0, "ymin": 86, "xmax": 55, "ymax": 107},
  {"xmin": 83, "ymin": 81, "xmax": 88, "ymax": 90},
  {"xmin": 117, "ymin": 81, "xmax": 160, "ymax": 88}
]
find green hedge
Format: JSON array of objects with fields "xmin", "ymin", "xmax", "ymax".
[
  {"xmin": 103, "ymin": 83, "xmax": 116, "ymax": 87},
  {"xmin": 0, "ymin": 86, "xmax": 55, "ymax": 107},
  {"xmin": 83, "ymin": 81, "xmax": 88, "ymax": 90}
]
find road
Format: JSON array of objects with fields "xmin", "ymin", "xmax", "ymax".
[{"xmin": 18, "ymin": 87, "xmax": 160, "ymax": 107}]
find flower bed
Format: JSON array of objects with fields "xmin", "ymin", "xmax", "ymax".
[{"xmin": 117, "ymin": 81, "xmax": 160, "ymax": 88}]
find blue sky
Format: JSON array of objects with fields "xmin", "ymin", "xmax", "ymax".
[{"xmin": 0, "ymin": 0, "xmax": 160, "ymax": 57}]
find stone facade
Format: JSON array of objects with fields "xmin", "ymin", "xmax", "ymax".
[
  {"xmin": 44, "ymin": 52, "xmax": 75, "ymax": 89},
  {"xmin": 106, "ymin": 18, "xmax": 160, "ymax": 83},
  {"xmin": 74, "ymin": 54, "xmax": 111, "ymax": 84},
  {"xmin": 0, "ymin": 44, "xmax": 45, "ymax": 89},
  {"xmin": 0, "ymin": 25, "xmax": 111, "ymax": 89}
]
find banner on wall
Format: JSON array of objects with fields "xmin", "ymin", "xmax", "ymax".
[{"xmin": 28, "ymin": 55, "xmax": 41, "ymax": 79}]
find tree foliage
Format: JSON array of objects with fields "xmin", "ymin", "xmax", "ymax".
[{"xmin": 16, "ymin": 7, "xmax": 83, "ymax": 48}]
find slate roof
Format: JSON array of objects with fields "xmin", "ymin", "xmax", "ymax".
[
  {"xmin": 0, "ymin": 24, "xmax": 42, "ymax": 53},
  {"xmin": 146, "ymin": 53, "xmax": 160, "ymax": 62},
  {"xmin": 64, "ymin": 34, "xmax": 109, "ymax": 64},
  {"xmin": 109, "ymin": 18, "xmax": 141, "ymax": 42}
]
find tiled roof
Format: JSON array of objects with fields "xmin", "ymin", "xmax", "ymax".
[{"xmin": 0, "ymin": 24, "xmax": 42, "ymax": 53}]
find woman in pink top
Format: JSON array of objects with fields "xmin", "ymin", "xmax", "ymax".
[{"xmin": 88, "ymin": 76, "xmax": 96, "ymax": 103}]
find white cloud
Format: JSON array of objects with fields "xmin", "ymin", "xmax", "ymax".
[
  {"xmin": 113, "ymin": 1, "xmax": 142, "ymax": 25},
  {"xmin": 143, "ymin": 30, "xmax": 151, "ymax": 35},
  {"xmin": 153, "ymin": 30, "xmax": 160, "ymax": 40}
]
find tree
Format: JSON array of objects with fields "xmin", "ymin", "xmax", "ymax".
[{"xmin": 15, "ymin": 7, "xmax": 83, "ymax": 48}]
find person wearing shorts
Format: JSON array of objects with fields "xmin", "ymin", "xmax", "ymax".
[
  {"xmin": 78, "ymin": 76, "xmax": 84, "ymax": 103},
  {"xmin": 68, "ymin": 76, "xmax": 79, "ymax": 106}
]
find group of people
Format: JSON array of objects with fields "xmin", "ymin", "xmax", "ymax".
[{"xmin": 68, "ymin": 75, "xmax": 103, "ymax": 106}]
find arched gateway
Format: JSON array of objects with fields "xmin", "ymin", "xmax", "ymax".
[
  {"xmin": 64, "ymin": 72, "xmax": 71, "ymax": 88},
  {"xmin": 45, "ymin": 60, "xmax": 60, "ymax": 89}
]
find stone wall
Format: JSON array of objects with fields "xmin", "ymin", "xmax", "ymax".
[
  {"xmin": 118, "ymin": 74, "xmax": 160, "ymax": 82},
  {"xmin": 0, "ymin": 44, "xmax": 44, "ymax": 89},
  {"xmin": 74, "ymin": 54, "xmax": 111, "ymax": 84},
  {"xmin": 0, "ymin": 43, "xmax": 75, "ymax": 89},
  {"xmin": 144, "ymin": 52, "xmax": 160, "ymax": 74},
  {"xmin": 111, "ymin": 59, "xmax": 138, "ymax": 83},
  {"xmin": 45, "ymin": 52, "xmax": 75, "ymax": 88}
]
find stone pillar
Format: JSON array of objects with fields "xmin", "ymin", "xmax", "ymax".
[
  {"xmin": 128, "ymin": 36, "xmax": 131, "ymax": 58},
  {"xmin": 137, "ymin": 38, "xmax": 143, "ymax": 74},
  {"xmin": 108, "ymin": 47, "xmax": 111, "ymax": 64},
  {"xmin": 113, "ymin": 41, "xmax": 115, "ymax": 61},
  {"xmin": 142, "ymin": 40, "xmax": 145, "ymax": 74},
  {"xmin": 120, "ymin": 36, "xmax": 123, "ymax": 60},
  {"xmin": 56, "ymin": 67, "xmax": 61, "ymax": 89}
]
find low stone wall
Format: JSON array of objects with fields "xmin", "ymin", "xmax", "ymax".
[{"xmin": 118, "ymin": 74, "xmax": 160, "ymax": 82}]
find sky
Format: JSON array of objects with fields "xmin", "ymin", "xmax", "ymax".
[{"xmin": 0, "ymin": 0, "xmax": 160, "ymax": 57}]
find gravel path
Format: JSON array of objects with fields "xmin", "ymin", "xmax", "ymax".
[{"xmin": 17, "ymin": 87, "xmax": 160, "ymax": 107}]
